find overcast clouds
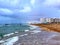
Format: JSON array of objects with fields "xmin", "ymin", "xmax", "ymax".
[{"xmin": 0, "ymin": 0, "xmax": 60, "ymax": 23}]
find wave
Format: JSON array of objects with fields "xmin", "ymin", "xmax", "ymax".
[
  {"xmin": 20, "ymin": 34, "xmax": 28, "ymax": 37},
  {"xmin": 31, "ymin": 30, "xmax": 41, "ymax": 34},
  {"xmin": 4, "ymin": 33, "xmax": 14, "ymax": 37},
  {"xmin": 25, "ymin": 30, "xmax": 29, "ymax": 32},
  {"xmin": 2, "ymin": 36, "xmax": 19, "ymax": 45},
  {"xmin": 29, "ymin": 25, "xmax": 38, "ymax": 30}
]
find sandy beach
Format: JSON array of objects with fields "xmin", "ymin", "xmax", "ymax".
[{"xmin": 32, "ymin": 23, "xmax": 60, "ymax": 32}]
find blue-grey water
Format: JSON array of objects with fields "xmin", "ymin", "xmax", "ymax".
[{"xmin": 0, "ymin": 24, "xmax": 31, "ymax": 37}]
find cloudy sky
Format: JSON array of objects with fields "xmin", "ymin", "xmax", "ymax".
[{"xmin": 0, "ymin": 0, "xmax": 60, "ymax": 23}]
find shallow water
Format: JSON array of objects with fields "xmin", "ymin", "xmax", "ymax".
[{"xmin": 0, "ymin": 24, "xmax": 31, "ymax": 37}]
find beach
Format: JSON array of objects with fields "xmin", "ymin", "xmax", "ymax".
[
  {"xmin": 0, "ymin": 24, "xmax": 60, "ymax": 45},
  {"xmin": 32, "ymin": 23, "xmax": 60, "ymax": 32}
]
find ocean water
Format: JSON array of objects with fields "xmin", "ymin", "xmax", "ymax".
[{"xmin": 0, "ymin": 24, "xmax": 33, "ymax": 37}]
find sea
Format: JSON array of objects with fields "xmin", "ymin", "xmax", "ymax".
[{"xmin": 0, "ymin": 24, "xmax": 39, "ymax": 38}]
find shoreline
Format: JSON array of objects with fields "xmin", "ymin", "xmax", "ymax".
[{"xmin": 31, "ymin": 23, "xmax": 60, "ymax": 32}]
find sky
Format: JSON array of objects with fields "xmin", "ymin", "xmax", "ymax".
[{"xmin": 0, "ymin": 0, "xmax": 60, "ymax": 23}]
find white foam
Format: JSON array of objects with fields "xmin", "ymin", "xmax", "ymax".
[
  {"xmin": 30, "ymin": 25, "xmax": 38, "ymax": 27},
  {"xmin": 20, "ymin": 35, "xmax": 25, "ymax": 37},
  {"xmin": 29, "ymin": 27, "xmax": 35, "ymax": 29},
  {"xmin": 4, "ymin": 33, "xmax": 14, "ymax": 37},
  {"xmin": 15, "ymin": 31, "xmax": 18, "ymax": 33},
  {"xmin": 20, "ymin": 34, "xmax": 28, "ymax": 37},
  {"xmin": 25, "ymin": 30, "xmax": 29, "ymax": 32},
  {"xmin": 2, "ymin": 36, "xmax": 19, "ymax": 45},
  {"xmin": 0, "ymin": 40, "xmax": 5, "ymax": 43},
  {"xmin": 29, "ymin": 25, "xmax": 38, "ymax": 29},
  {"xmin": 31, "ymin": 30, "xmax": 41, "ymax": 34}
]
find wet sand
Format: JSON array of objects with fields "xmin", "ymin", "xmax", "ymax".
[{"xmin": 13, "ymin": 30, "xmax": 60, "ymax": 45}]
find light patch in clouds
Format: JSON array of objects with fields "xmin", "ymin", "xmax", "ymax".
[
  {"xmin": 30, "ymin": 0, "xmax": 35, "ymax": 5},
  {"xmin": 20, "ymin": 6, "xmax": 31, "ymax": 13},
  {"xmin": 43, "ymin": 0, "xmax": 60, "ymax": 7},
  {"xmin": 0, "ymin": 8, "xmax": 13, "ymax": 15}
]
